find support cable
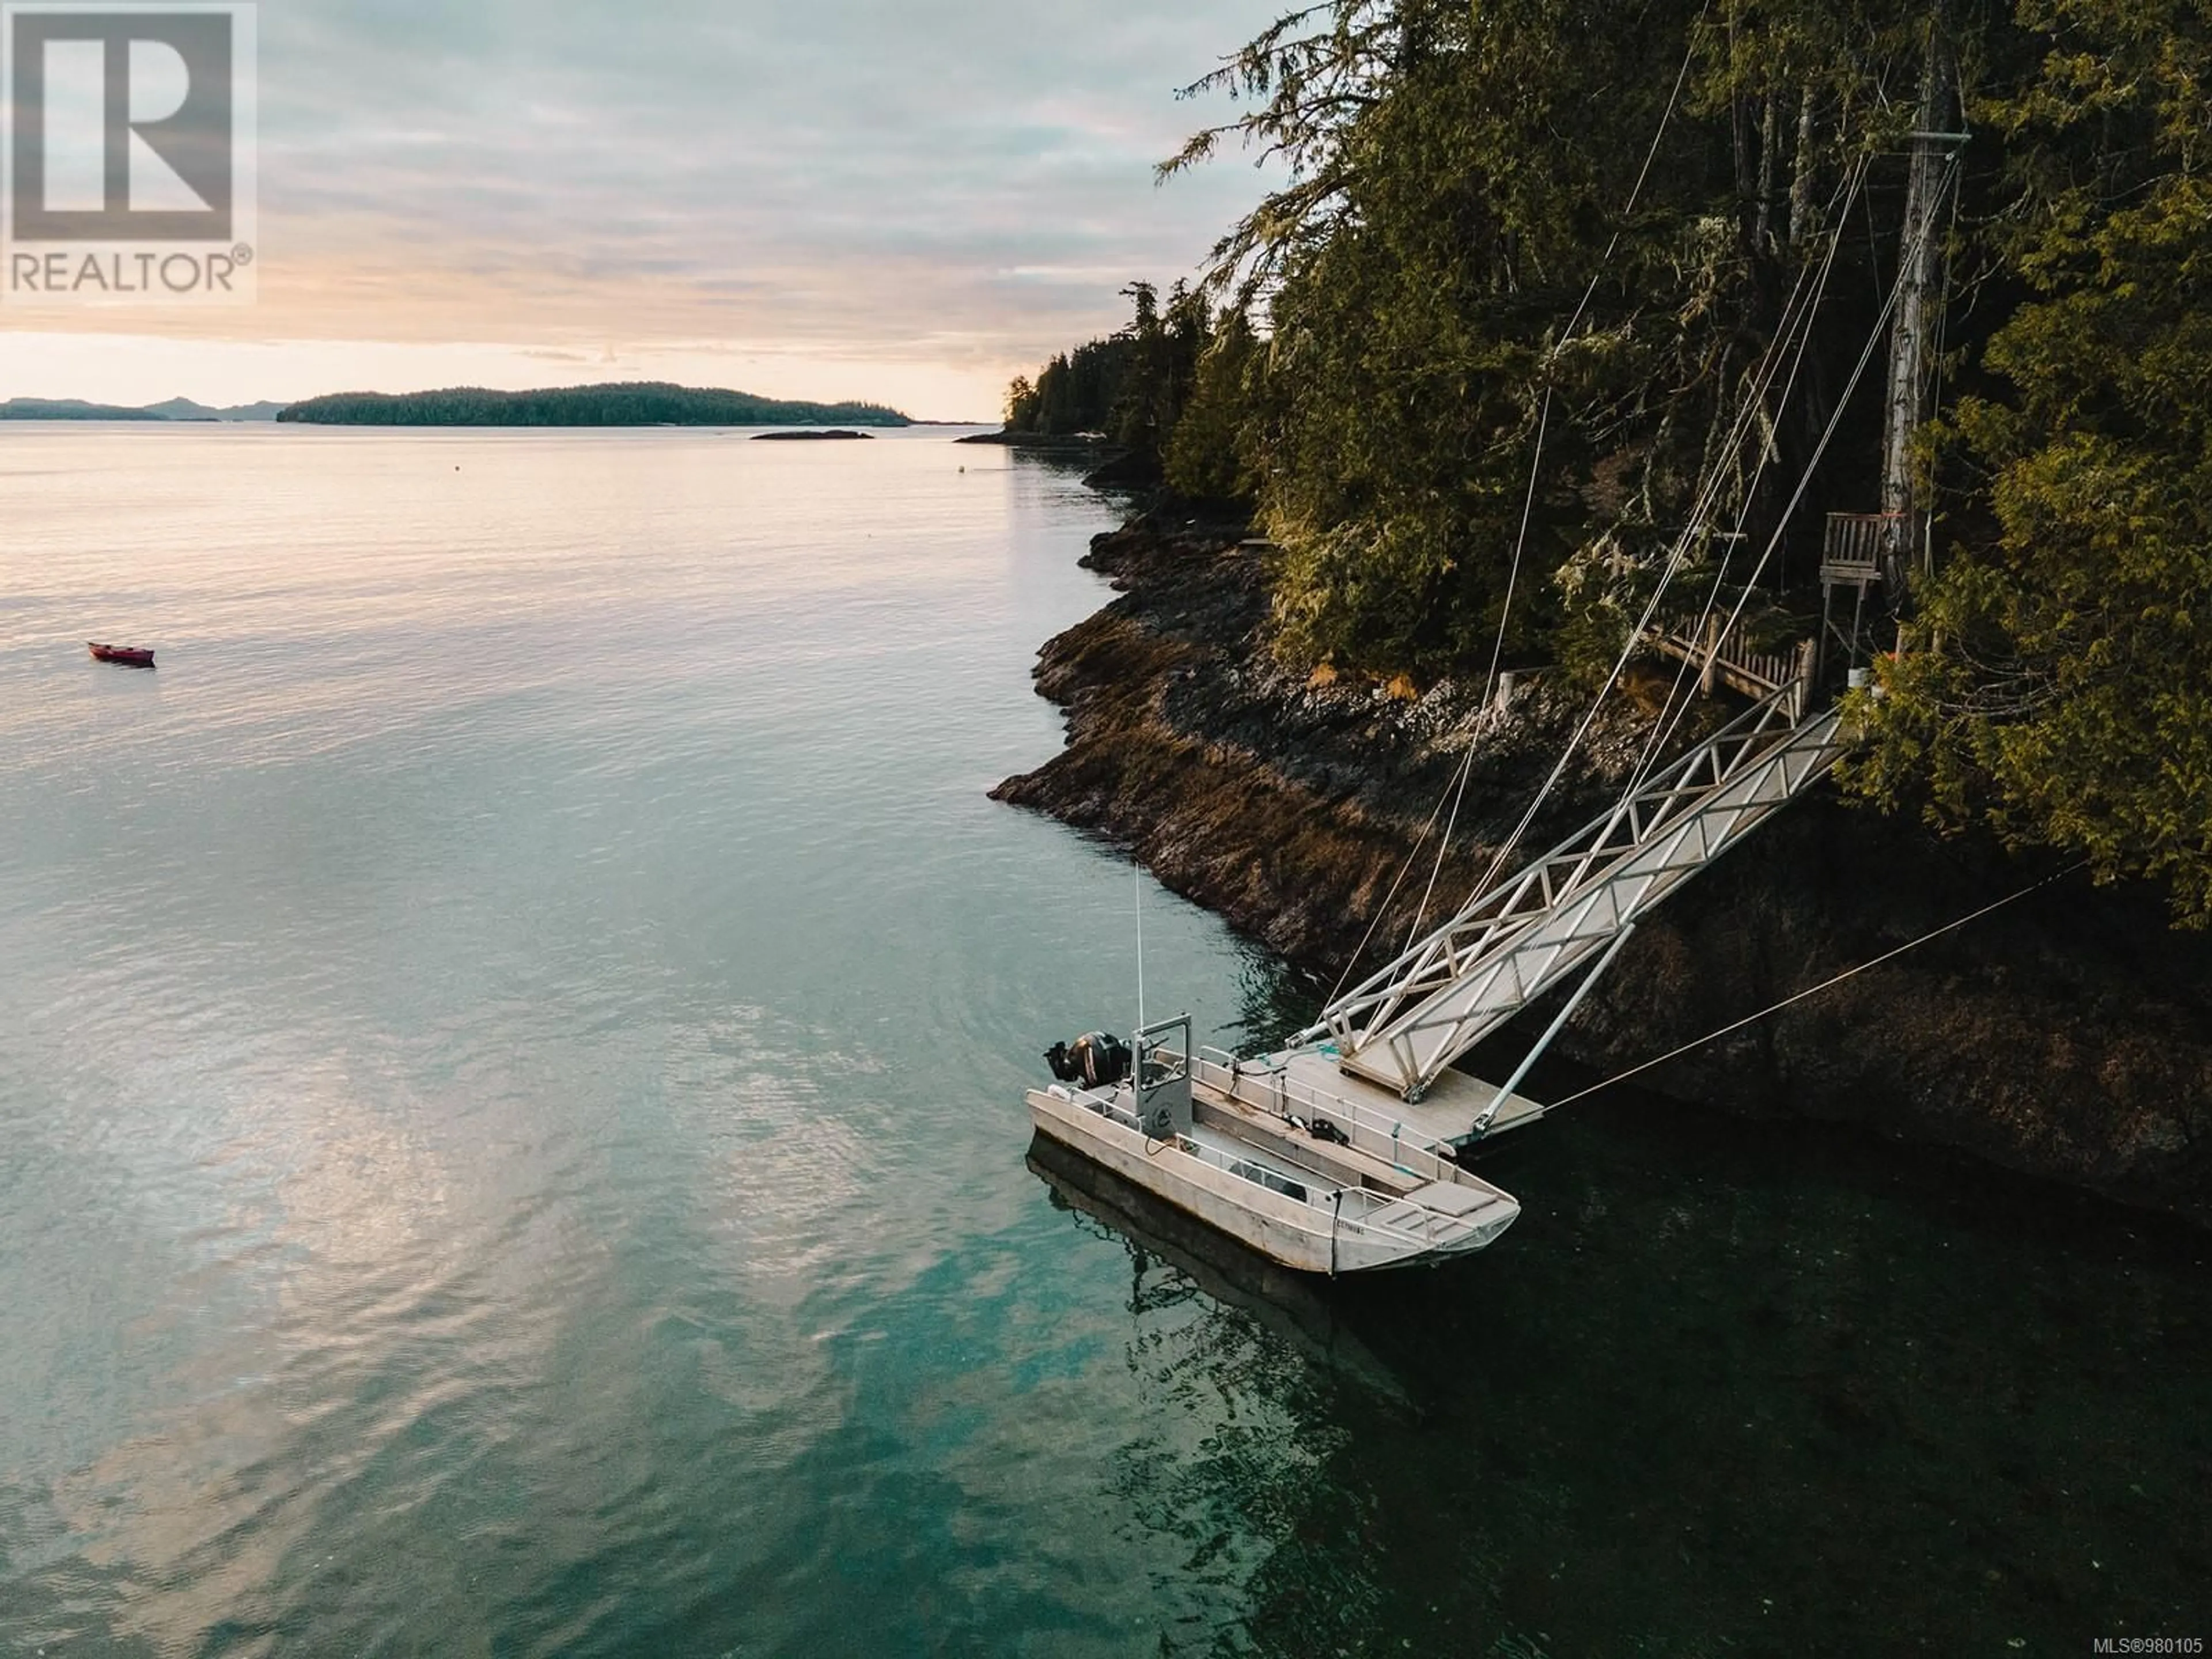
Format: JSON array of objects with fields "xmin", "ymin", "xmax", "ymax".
[
  {"xmin": 1134, "ymin": 858, "xmax": 1146, "ymax": 1035},
  {"xmin": 1393, "ymin": 7, "xmax": 1706, "ymax": 956},
  {"xmin": 1317, "ymin": 777, "xmax": 1463, "ymax": 1013},
  {"xmin": 1535, "ymin": 861, "xmax": 2078, "ymax": 1113},
  {"xmin": 1434, "ymin": 154, "xmax": 1878, "ymax": 938},
  {"xmin": 1317, "ymin": 32, "xmax": 1908, "ymax": 1046},
  {"xmin": 1596, "ymin": 149, "xmax": 1953, "ymax": 831},
  {"xmin": 1396, "ymin": 387, "xmax": 1551, "ymax": 958},
  {"xmin": 1646, "ymin": 151, "xmax": 1962, "ymax": 748},
  {"xmin": 1317, "ymin": 160, "xmax": 1866, "ymax": 1031},
  {"xmin": 1612, "ymin": 153, "xmax": 1872, "ymax": 798}
]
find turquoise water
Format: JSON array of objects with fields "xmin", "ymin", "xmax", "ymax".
[{"xmin": 2, "ymin": 426, "xmax": 2206, "ymax": 1656}]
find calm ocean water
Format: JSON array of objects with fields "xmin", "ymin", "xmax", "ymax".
[{"xmin": 1, "ymin": 425, "xmax": 2205, "ymax": 1657}]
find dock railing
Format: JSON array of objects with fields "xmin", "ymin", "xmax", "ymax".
[{"xmin": 1193, "ymin": 1049, "xmax": 1464, "ymax": 1189}]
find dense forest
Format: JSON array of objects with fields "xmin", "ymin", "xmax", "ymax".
[
  {"xmin": 279, "ymin": 382, "xmax": 910, "ymax": 427},
  {"xmin": 1006, "ymin": 0, "xmax": 2211, "ymax": 925}
]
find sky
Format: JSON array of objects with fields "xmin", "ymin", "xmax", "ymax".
[{"xmin": 1, "ymin": 0, "xmax": 1286, "ymax": 419}]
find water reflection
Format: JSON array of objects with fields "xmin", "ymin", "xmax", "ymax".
[
  {"xmin": 1037, "ymin": 1080, "xmax": 2212, "ymax": 1656},
  {"xmin": 4, "ymin": 428, "xmax": 2205, "ymax": 1658},
  {"xmin": 1027, "ymin": 1134, "xmax": 1411, "ymax": 1411}
]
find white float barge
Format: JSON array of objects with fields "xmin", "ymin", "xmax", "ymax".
[
  {"xmin": 1027, "ymin": 691, "xmax": 1847, "ymax": 1274},
  {"xmin": 1029, "ymin": 1026, "xmax": 1533, "ymax": 1274}
]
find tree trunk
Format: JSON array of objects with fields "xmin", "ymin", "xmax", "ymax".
[
  {"xmin": 1788, "ymin": 85, "xmax": 1817, "ymax": 249},
  {"xmin": 1755, "ymin": 92, "xmax": 1779, "ymax": 253},
  {"xmin": 1880, "ymin": 1, "xmax": 1959, "ymax": 592},
  {"xmin": 1727, "ymin": 5, "xmax": 1759, "ymax": 258}
]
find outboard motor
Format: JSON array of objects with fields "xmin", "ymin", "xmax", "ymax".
[{"xmin": 1044, "ymin": 1032, "xmax": 1131, "ymax": 1089}]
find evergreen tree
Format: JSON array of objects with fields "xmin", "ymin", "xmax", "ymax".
[
  {"xmin": 1165, "ymin": 310, "xmax": 1262, "ymax": 503},
  {"xmin": 1852, "ymin": 0, "xmax": 2212, "ymax": 923},
  {"xmin": 1000, "ymin": 0, "xmax": 2212, "ymax": 918}
]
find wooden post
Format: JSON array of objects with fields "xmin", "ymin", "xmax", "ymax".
[
  {"xmin": 1817, "ymin": 577, "xmax": 1833, "ymax": 687},
  {"xmin": 1701, "ymin": 614, "xmax": 1719, "ymax": 697},
  {"xmin": 1791, "ymin": 638, "xmax": 1817, "ymax": 721}
]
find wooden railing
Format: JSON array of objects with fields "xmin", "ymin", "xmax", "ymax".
[{"xmin": 1646, "ymin": 617, "xmax": 1818, "ymax": 719}]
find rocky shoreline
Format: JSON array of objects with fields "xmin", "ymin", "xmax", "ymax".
[{"xmin": 994, "ymin": 503, "xmax": 2212, "ymax": 1225}]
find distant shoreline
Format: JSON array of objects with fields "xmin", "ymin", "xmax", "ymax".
[
  {"xmin": 6, "ymin": 393, "xmax": 987, "ymax": 430},
  {"xmin": 279, "ymin": 381, "xmax": 911, "ymax": 429},
  {"xmin": 0, "ymin": 396, "xmax": 284, "ymax": 423}
]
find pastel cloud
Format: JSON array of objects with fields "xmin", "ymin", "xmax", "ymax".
[{"xmin": 1, "ymin": 0, "xmax": 1285, "ymax": 415}]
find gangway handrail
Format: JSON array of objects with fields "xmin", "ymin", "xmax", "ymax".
[
  {"xmin": 1321, "ymin": 688, "xmax": 1800, "ymax": 1025},
  {"xmin": 1309, "ymin": 690, "xmax": 1849, "ymax": 1098}
]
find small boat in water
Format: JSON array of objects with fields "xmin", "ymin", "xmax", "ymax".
[
  {"xmin": 88, "ymin": 642, "xmax": 156, "ymax": 667},
  {"xmin": 1028, "ymin": 1017, "xmax": 1524, "ymax": 1275}
]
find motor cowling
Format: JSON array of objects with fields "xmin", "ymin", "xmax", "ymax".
[{"xmin": 1044, "ymin": 1032, "xmax": 1131, "ymax": 1089}]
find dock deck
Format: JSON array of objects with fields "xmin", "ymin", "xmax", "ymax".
[{"xmin": 1205, "ymin": 1048, "xmax": 1548, "ymax": 1153}]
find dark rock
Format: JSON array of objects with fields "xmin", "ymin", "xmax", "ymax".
[
  {"xmin": 953, "ymin": 428, "xmax": 1113, "ymax": 448},
  {"xmin": 994, "ymin": 509, "xmax": 2212, "ymax": 1225},
  {"xmin": 1081, "ymin": 448, "xmax": 1164, "ymax": 489}
]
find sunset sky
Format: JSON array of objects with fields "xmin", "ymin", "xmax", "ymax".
[{"xmin": 2, "ymin": 1, "xmax": 1283, "ymax": 419}]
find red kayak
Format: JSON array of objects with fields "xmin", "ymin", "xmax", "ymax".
[{"xmin": 88, "ymin": 642, "xmax": 156, "ymax": 668}]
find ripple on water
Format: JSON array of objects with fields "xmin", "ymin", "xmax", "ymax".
[{"xmin": 7, "ymin": 429, "xmax": 2206, "ymax": 1658}]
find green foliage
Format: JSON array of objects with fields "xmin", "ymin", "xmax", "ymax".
[
  {"xmin": 1173, "ymin": 0, "xmax": 1952, "ymax": 677},
  {"xmin": 1006, "ymin": 342, "xmax": 1118, "ymax": 435},
  {"xmin": 0, "ymin": 397, "xmax": 169, "ymax": 421},
  {"xmin": 1850, "ymin": 0, "xmax": 2212, "ymax": 923},
  {"xmin": 1003, "ymin": 0, "xmax": 2212, "ymax": 916},
  {"xmin": 1003, "ymin": 282, "xmax": 1222, "ymax": 466},
  {"xmin": 278, "ymin": 383, "xmax": 908, "ymax": 427},
  {"xmin": 1163, "ymin": 311, "xmax": 1262, "ymax": 501}
]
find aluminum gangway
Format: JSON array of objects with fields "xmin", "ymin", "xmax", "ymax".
[{"xmin": 1301, "ymin": 688, "xmax": 1847, "ymax": 1131}]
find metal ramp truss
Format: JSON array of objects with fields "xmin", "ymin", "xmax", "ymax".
[{"xmin": 1313, "ymin": 689, "xmax": 1846, "ymax": 1107}]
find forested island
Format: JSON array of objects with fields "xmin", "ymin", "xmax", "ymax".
[
  {"xmin": 278, "ymin": 382, "xmax": 910, "ymax": 428},
  {"xmin": 992, "ymin": 0, "xmax": 2212, "ymax": 1218},
  {"xmin": 1, "ymin": 396, "xmax": 285, "ymax": 422},
  {"xmin": 1, "ymin": 398, "xmax": 168, "ymax": 422}
]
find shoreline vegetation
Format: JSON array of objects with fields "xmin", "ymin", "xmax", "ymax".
[
  {"xmin": 278, "ymin": 381, "xmax": 910, "ymax": 428},
  {"xmin": 989, "ymin": 0, "xmax": 2212, "ymax": 930},
  {"xmin": 1, "ymin": 396, "xmax": 286, "ymax": 422},
  {"xmin": 985, "ymin": 0, "xmax": 2212, "ymax": 1220}
]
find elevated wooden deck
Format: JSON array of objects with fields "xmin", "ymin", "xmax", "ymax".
[{"xmin": 1645, "ymin": 619, "xmax": 1817, "ymax": 717}]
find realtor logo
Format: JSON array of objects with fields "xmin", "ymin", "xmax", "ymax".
[{"xmin": 2, "ymin": 3, "xmax": 256, "ymax": 304}]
